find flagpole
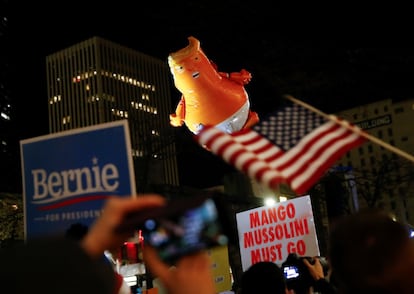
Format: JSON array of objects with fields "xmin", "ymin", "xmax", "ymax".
[{"xmin": 285, "ymin": 95, "xmax": 414, "ymax": 163}]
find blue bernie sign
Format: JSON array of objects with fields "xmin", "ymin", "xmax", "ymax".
[{"xmin": 20, "ymin": 120, "xmax": 136, "ymax": 240}]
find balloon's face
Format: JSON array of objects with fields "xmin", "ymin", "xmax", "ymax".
[
  {"xmin": 168, "ymin": 37, "xmax": 215, "ymax": 95},
  {"xmin": 168, "ymin": 53, "xmax": 202, "ymax": 93}
]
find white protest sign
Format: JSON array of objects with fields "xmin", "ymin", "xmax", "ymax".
[{"xmin": 236, "ymin": 195, "xmax": 319, "ymax": 271}]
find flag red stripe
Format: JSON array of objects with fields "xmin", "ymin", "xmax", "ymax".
[
  {"xmin": 284, "ymin": 124, "xmax": 351, "ymax": 177},
  {"xmin": 196, "ymin": 126, "xmax": 285, "ymax": 187},
  {"xmin": 289, "ymin": 130, "xmax": 366, "ymax": 194},
  {"xmin": 273, "ymin": 121, "xmax": 341, "ymax": 171},
  {"xmin": 233, "ymin": 131, "xmax": 284, "ymax": 162},
  {"xmin": 195, "ymin": 112, "xmax": 366, "ymax": 195}
]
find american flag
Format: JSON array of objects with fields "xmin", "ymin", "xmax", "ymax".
[{"xmin": 194, "ymin": 100, "xmax": 366, "ymax": 195}]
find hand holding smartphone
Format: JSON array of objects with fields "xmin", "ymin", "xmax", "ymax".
[{"xmin": 115, "ymin": 192, "xmax": 234, "ymax": 264}]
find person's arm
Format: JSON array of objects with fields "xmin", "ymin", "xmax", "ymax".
[
  {"xmin": 0, "ymin": 194, "xmax": 167, "ymax": 294},
  {"xmin": 81, "ymin": 194, "xmax": 165, "ymax": 258},
  {"xmin": 303, "ymin": 257, "xmax": 325, "ymax": 280},
  {"xmin": 303, "ymin": 257, "xmax": 337, "ymax": 294},
  {"xmin": 143, "ymin": 245, "xmax": 216, "ymax": 294},
  {"xmin": 0, "ymin": 236, "xmax": 117, "ymax": 294},
  {"xmin": 82, "ymin": 194, "xmax": 217, "ymax": 294}
]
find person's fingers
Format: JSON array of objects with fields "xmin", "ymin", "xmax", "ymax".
[
  {"xmin": 142, "ymin": 245, "xmax": 173, "ymax": 286},
  {"xmin": 100, "ymin": 194, "xmax": 166, "ymax": 233},
  {"xmin": 312, "ymin": 257, "xmax": 323, "ymax": 270},
  {"xmin": 143, "ymin": 248, "xmax": 216, "ymax": 294},
  {"xmin": 104, "ymin": 194, "xmax": 166, "ymax": 217},
  {"xmin": 306, "ymin": 257, "xmax": 325, "ymax": 280},
  {"xmin": 302, "ymin": 258, "xmax": 311, "ymax": 268},
  {"xmin": 82, "ymin": 194, "xmax": 166, "ymax": 257},
  {"xmin": 176, "ymin": 251, "xmax": 212, "ymax": 271},
  {"xmin": 172, "ymin": 251, "xmax": 216, "ymax": 294}
]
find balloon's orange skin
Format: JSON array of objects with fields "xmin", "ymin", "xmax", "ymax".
[{"xmin": 169, "ymin": 36, "xmax": 259, "ymax": 134}]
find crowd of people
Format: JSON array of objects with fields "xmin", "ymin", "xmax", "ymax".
[{"xmin": 1, "ymin": 193, "xmax": 413, "ymax": 294}]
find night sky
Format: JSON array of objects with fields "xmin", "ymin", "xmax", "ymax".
[{"xmin": 7, "ymin": 1, "xmax": 414, "ymax": 188}]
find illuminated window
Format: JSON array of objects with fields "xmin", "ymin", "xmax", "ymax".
[
  {"xmin": 49, "ymin": 95, "xmax": 62, "ymax": 104},
  {"xmin": 62, "ymin": 116, "xmax": 71, "ymax": 124},
  {"xmin": 111, "ymin": 108, "xmax": 129, "ymax": 118}
]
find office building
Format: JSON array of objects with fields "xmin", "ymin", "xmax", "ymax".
[
  {"xmin": 336, "ymin": 98, "xmax": 414, "ymax": 223},
  {"xmin": 46, "ymin": 36, "xmax": 179, "ymax": 191}
]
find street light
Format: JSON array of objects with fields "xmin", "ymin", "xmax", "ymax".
[{"xmin": 264, "ymin": 197, "xmax": 276, "ymax": 206}]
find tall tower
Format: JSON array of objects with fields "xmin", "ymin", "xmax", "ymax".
[{"xmin": 46, "ymin": 36, "xmax": 179, "ymax": 192}]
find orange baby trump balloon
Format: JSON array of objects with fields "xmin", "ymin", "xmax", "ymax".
[{"xmin": 168, "ymin": 36, "xmax": 259, "ymax": 134}]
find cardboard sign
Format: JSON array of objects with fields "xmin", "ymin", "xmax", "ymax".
[
  {"xmin": 208, "ymin": 245, "xmax": 232, "ymax": 293},
  {"xmin": 20, "ymin": 120, "xmax": 136, "ymax": 240},
  {"xmin": 236, "ymin": 195, "xmax": 319, "ymax": 271}
]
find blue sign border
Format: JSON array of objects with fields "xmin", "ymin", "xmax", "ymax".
[{"xmin": 20, "ymin": 120, "xmax": 136, "ymax": 240}]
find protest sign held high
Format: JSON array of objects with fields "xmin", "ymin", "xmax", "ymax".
[{"xmin": 236, "ymin": 195, "xmax": 319, "ymax": 271}]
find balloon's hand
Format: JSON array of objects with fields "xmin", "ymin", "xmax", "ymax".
[
  {"xmin": 170, "ymin": 113, "xmax": 184, "ymax": 126},
  {"xmin": 228, "ymin": 69, "xmax": 252, "ymax": 85},
  {"xmin": 170, "ymin": 97, "xmax": 185, "ymax": 127}
]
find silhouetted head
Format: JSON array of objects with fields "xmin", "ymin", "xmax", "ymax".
[
  {"xmin": 329, "ymin": 208, "xmax": 414, "ymax": 294},
  {"xmin": 239, "ymin": 261, "xmax": 286, "ymax": 294}
]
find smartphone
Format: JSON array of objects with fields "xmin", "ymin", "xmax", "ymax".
[
  {"xmin": 116, "ymin": 192, "xmax": 234, "ymax": 264},
  {"xmin": 283, "ymin": 265, "xmax": 300, "ymax": 280}
]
